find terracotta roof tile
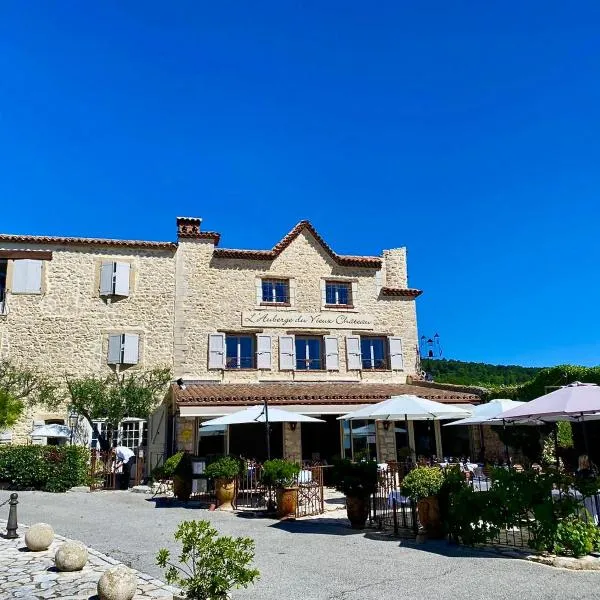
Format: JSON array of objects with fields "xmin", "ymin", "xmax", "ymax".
[
  {"xmin": 175, "ymin": 381, "xmax": 479, "ymax": 406},
  {"xmin": 0, "ymin": 233, "xmax": 177, "ymax": 251},
  {"xmin": 381, "ymin": 287, "xmax": 423, "ymax": 298},
  {"xmin": 213, "ymin": 221, "xmax": 382, "ymax": 268}
]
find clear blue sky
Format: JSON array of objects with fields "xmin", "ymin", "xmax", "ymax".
[{"xmin": 1, "ymin": 2, "xmax": 599, "ymax": 367}]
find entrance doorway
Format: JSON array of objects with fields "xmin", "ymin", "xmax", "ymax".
[
  {"xmin": 228, "ymin": 423, "xmax": 283, "ymax": 461},
  {"xmin": 342, "ymin": 420, "xmax": 377, "ymax": 461},
  {"xmin": 301, "ymin": 416, "xmax": 340, "ymax": 464}
]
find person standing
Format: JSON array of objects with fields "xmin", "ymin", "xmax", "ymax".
[{"xmin": 113, "ymin": 446, "xmax": 136, "ymax": 489}]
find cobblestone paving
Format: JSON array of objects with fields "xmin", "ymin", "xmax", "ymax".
[{"xmin": 0, "ymin": 523, "xmax": 180, "ymax": 599}]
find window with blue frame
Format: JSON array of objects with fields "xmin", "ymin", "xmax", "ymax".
[
  {"xmin": 325, "ymin": 281, "xmax": 352, "ymax": 306},
  {"xmin": 226, "ymin": 335, "xmax": 255, "ymax": 369},
  {"xmin": 360, "ymin": 337, "xmax": 388, "ymax": 369},
  {"xmin": 261, "ymin": 279, "xmax": 289, "ymax": 304},
  {"xmin": 295, "ymin": 337, "xmax": 323, "ymax": 370}
]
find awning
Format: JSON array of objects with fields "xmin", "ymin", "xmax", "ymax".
[{"xmin": 180, "ymin": 403, "xmax": 369, "ymax": 418}]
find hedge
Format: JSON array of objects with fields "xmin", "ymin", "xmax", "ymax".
[{"xmin": 0, "ymin": 445, "xmax": 90, "ymax": 492}]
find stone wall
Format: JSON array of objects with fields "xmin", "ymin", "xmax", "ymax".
[
  {"xmin": 0, "ymin": 242, "xmax": 176, "ymax": 443},
  {"xmin": 282, "ymin": 423, "xmax": 302, "ymax": 463},
  {"xmin": 376, "ymin": 421, "xmax": 396, "ymax": 462}
]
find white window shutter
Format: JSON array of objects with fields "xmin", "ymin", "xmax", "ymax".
[
  {"xmin": 114, "ymin": 262, "xmax": 131, "ymax": 296},
  {"xmin": 324, "ymin": 336, "xmax": 340, "ymax": 370},
  {"xmin": 11, "ymin": 260, "xmax": 28, "ymax": 293},
  {"xmin": 123, "ymin": 334, "xmax": 140, "ymax": 365},
  {"xmin": 389, "ymin": 337, "xmax": 404, "ymax": 370},
  {"xmin": 100, "ymin": 262, "xmax": 115, "ymax": 296},
  {"xmin": 256, "ymin": 334, "xmax": 272, "ymax": 369},
  {"xmin": 12, "ymin": 259, "xmax": 42, "ymax": 293},
  {"xmin": 351, "ymin": 281, "xmax": 358, "ymax": 305},
  {"xmin": 255, "ymin": 279, "xmax": 263, "ymax": 304},
  {"xmin": 26, "ymin": 260, "xmax": 43, "ymax": 293},
  {"xmin": 375, "ymin": 270, "xmax": 383, "ymax": 295},
  {"xmin": 320, "ymin": 280, "xmax": 327, "ymax": 306},
  {"xmin": 108, "ymin": 334, "xmax": 123, "ymax": 364},
  {"xmin": 208, "ymin": 333, "xmax": 226, "ymax": 369},
  {"xmin": 346, "ymin": 335, "xmax": 362, "ymax": 370},
  {"xmin": 279, "ymin": 335, "xmax": 295, "ymax": 370}
]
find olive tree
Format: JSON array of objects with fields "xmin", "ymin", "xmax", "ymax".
[{"xmin": 66, "ymin": 367, "xmax": 171, "ymax": 452}]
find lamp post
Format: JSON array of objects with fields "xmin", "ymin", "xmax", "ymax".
[{"xmin": 68, "ymin": 411, "xmax": 78, "ymax": 446}]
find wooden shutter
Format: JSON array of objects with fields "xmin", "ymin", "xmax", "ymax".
[
  {"xmin": 346, "ymin": 335, "xmax": 362, "ymax": 370},
  {"xmin": 320, "ymin": 280, "xmax": 327, "ymax": 306},
  {"xmin": 100, "ymin": 262, "xmax": 115, "ymax": 296},
  {"xmin": 389, "ymin": 337, "xmax": 404, "ymax": 370},
  {"xmin": 11, "ymin": 260, "xmax": 28, "ymax": 293},
  {"xmin": 324, "ymin": 336, "xmax": 340, "ymax": 370},
  {"xmin": 279, "ymin": 335, "xmax": 295, "ymax": 370},
  {"xmin": 350, "ymin": 281, "xmax": 358, "ymax": 306},
  {"xmin": 108, "ymin": 334, "xmax": 123, "ymax": 364},
  {"xmin": 208, "ymin": 333, "xmax": 226, "ymax": 369},
  {"xmin": 123, "ymin": 334, "xmax": 140, "ymax": 365},
  {"xmin": 114, "ymin": 262, "xmax": 131, "ymax": 296},
  {"xmin": 255, "ymin": 279, "xmax": 264, "ymax": 304},
  {"xmin": 12, "ymin": 259, "xmax": 42, "ymax": 293},
  {"xmin": 26, "ymin": 260, "xmax": 43, "ymax": 293},
  {"xmin": 256, "ymin": 334, "xmax": 272, "ymax": 369}
]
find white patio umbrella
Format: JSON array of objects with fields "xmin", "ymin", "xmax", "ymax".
[
  {"xmin": 201, "ymin": 406, "xmax": 324, "ymax": 426},
  {"xmin": 30, "ymin": 424, "xmax": 72, "ymax": 439},
  {"xmin": 338, "ymin": 395, "xmax": 471, "ymax": 421},
  {"xmin": 351, "ymin": 424, "xmax": 406, "ymax": 435},
  {"xmin": 443, "ymin": 399, "xmax": 525, "ymax": 426}
]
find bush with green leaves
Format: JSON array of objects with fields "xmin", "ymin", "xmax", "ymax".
[
  {"xmin": 205, "ymin": 456, "xmax": 242, "ymax": 480},
  {"xmin": 333, "ymin": 459, "xmax": 378, "ymax": 498},
  {"xmin": 401, "ymin": 467, "xmax": 444, "ymax": 501},
  {"xmin": 156, "ymin": 520, "xmax": 259, "ymax": 600},
  {"xmin": 261, "ymin": 459, "xmax": 300, "ymax": 488},
  {"xmin": 552, "ymin": 516, "xmax": 600, "ymax": 557},
  {"xmin": 152, "ymin": 451, "xmax": 184, "ymax": 481},
  {"xmin": 0, "ymin": 445, "xmax": 89, "ymax": 492}
]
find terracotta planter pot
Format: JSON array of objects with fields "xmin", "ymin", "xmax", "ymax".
[
  {"xmin": 276, "ymin": 487, "xmax": 298, "ymax": 519},
  {"xmin": 215, "ymin": 477, "xmax": 236, "ymax": 511},
  {"xmin": 417, "ymin": 496, "xmax": 443, "ymax": 538},
  {"xmin": 173, "ymin": 475, "xmax": 192, "ymax": 501},
  {"xmin": 346, "ymin": 495, "xmax": 369, "ymax": 529}
]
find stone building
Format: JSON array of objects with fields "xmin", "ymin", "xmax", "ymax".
[{"xmin": 0, "ymin": 217, "xmax": 479, "ymax": 467}]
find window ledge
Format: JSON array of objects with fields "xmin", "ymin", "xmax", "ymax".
[
  {"xmin": 255, "ymin": 304, "xmax": 296, "ymax": 311},
  {"xmin": 322, "ymin": 305, "xmax": 358, "ymax": 313},
  {"xmin": 260, "ymin": 302, "xmax": 291, "ymax": 307}
]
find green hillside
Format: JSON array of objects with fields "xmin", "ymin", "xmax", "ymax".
[{"xmin": 420, "ymin": 358, "xmax": 542, "ymax": 387}]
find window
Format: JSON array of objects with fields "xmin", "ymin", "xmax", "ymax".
[
  {"xmin": 225, "ymin": 335, "xmax": 255, "ymax": 369},
  {"xmin": 121, "ymin": 420, "xmax": 147, "ymax": 449},
  {"xmin": 108, "ymin": 334, "xmax": 140, "ymax": 365},
  {"xmin": 261, "ymin": 279, "xmax": 289, "ymax": 304},
  {"xmin": 100, "ymin": 262, "xmax": 130, "ymax": 297},
  {"xmin": 0, "ymin": 260, "xmax": 7, "ymax": 314},
  {"xmin": 11, "ymin": 259, "xmax": 42, "ymax": 294},
  {"xmin": 295, "ymin": 336, "xmax": 323, "ymax": 370},
  {"xmin": 325, "ymin": 281, "xmax": 352, "ymax": 306},
  {"xmin": 361, "ymin": 337, "xmax": 388, "ymax": 369}
]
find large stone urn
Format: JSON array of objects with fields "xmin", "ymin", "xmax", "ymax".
[
  {"xmin": 215, "ymin": 477, "xmax": 236, "ymax": 511},
  {"xmin": 276, "ymin": 487, "xmax": 298, "ymax": 519},
  {"xmin": 417, "ymin": 496, "xmax": 443, "ymax": 538},
  {"xmin": 345, "ymin": 495, "xmax": 369, "ymax": 529}
]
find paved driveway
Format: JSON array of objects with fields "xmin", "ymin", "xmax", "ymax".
[{"xmin": 6, "ymin": 490, "xmax": 600, "ymax": 600}]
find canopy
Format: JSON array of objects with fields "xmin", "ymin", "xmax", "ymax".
[
  {"xmin": 497, "ymin": 382, "xmax": 600, "ymax": 422},
  {"xmin": 350, "ymin": 424, "xmax": 406, "ymax": 435},
  {"xmin": 200, "ymin": 405, "xmax": 325, "ymax": 427},
  {"xmin": 30, "ymin": 424, "xmax": 71, "ymax": 439},
  {"xmin": 444, "ymin": 399, "xmax": 526, "ymax": 426},
  {"xmin": 338, "ymin": 395, "xmax": 471, "ymax": 421}
]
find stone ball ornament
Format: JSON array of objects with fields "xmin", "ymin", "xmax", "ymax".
[
  {"xmin": 24, "ymin": 523, "xmax": 55, "ymax": 551},
  {"xmin": 55, "ymin": 540, "xmax": 88, "ymax": 571},
  {"xmin": 97, "ymin": 565, "xmax": 138, "ymax": 600}
]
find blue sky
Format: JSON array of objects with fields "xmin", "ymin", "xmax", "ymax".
[{"xmin": 1, "ymin": 2, "xmax": 599, "ymax": 367}]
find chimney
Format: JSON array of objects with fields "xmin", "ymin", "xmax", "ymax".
[{"xmin": 176, "ymin": 216, "xmax": 202, "ymax": 239}]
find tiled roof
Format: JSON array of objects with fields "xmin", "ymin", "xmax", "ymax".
[
  {"xmin": 0, "ymin": 234, "xmax": 177, "ymax": 251},
  {"xmin": 381, "ymin": 287, "xmax": 423, "ymax": 298},
  {"xmin": 175, "ymin": 381, "xmax": 480, "ymax": 406},
  {"xmin": 214, "ymin": 221, "xmax": 383, "ymax": 268}
]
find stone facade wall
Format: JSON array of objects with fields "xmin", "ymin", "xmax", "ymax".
[
  {"xmin": 376, "ymin": 421, "xmax": 396, "ymax": 462},
  {"xmin": 282, "ymin": 423, "xmax": 302, "ymax": 463},
  {"xmin": 0, "ymin": 242, "xmax": 176, "ymax": 443},
  {"xmin": 174, "ymin": 229, "xmax": 419, "ymax": 382}
]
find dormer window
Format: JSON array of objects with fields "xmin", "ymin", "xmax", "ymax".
[
  {"xmin": 325, "ymin": 281, "xmax": 352, "ymax": 307},
  {"xmin": 261, "ymin": 279, "xmax": 289, "ymax": 305}
]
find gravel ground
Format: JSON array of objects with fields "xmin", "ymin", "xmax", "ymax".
[{"xmin": 5, "ymin": 490, "xmax": 600, "ymax": 600}]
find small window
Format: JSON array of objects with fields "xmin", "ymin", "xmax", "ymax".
[
  {"xmin": 12, "ymin": 259, "xmax": 42, "ymax": 294},
  {"xmin": 108, "ymin": 333, "xmax": 140, "ymax": 365},
  {"xmin": 261, "ymin": 279, "xmax": 289, "ymax": 304},
  {"xmin": 295, "ymin": 336, "xmax": 323, "ymax": 370},
  {"xmin": 325, "ymin": 281, "xmax": 352, "ymax": 306},
  {"xmin": 361, "ymin": 337, "xmax": 388, "ymax": 370},
  {"xmin": 225, "ymin": 335, "xmax": 255, "ymax": 369},
  {"xmin": 100, "ymin": 262, "xmax": 130, "ymax": 297},
  {"xmin": 120, "ymin": 420, "xmax": 147, "ymax": 449}
]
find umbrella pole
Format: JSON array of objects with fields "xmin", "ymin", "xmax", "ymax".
[
  {"xmin": 264, "ymin": 399, "xmax": 271, "ymax": 461},
  {"xmin": 478, "ymin": 424, "xmax": 485, "ymax": 463},
  {"xmin": 581, "ymin": 413, "xmax": 590, "ymax": 456},
  {"xmin": 553, "ymin": 424, "xmax": 560, "ymax": 469},
  {"xmin": 503, "ymin": 419, "xmax": 510, "ymax": 466}
]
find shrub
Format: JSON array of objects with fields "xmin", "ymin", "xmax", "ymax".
[
  {"xmin": 401, "ymin": 467, "xmax": 444, "ymax": 501},
  {"xmin": 152, "ymin": 451, "xmax": 184, "ymax": 481},
  {"xmin": 173, "ymin": 452, "xmax": 193, "ymax": 481},
  {"xmin": 0, "ymin": 445, "xmax": 89, "ymax": 492},
  {"xmin": 205, "ymin": 456, "xmax": 242, "ymax": 480},
  {"xmin": 261, "ymin": 459, "xmax": 300, "ymax": 488},
  {"xmin": 157, "ymin": 520, "xmax": 260, "ymax": 600},
  {"xmin": 333, "ymin": 459, "xmax": 378, "ymax": 498},
  {"xmin": 553, "ymin": 516, "xmax": 600, "ymax": 557}
]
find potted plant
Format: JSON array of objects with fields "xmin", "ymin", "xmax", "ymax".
[
  {"xmin": 172, "ymin": 452, "xmax": 193, "ymax": 501},
  {"xmin": 261, "ymin": 459, "xmax": 300, "ymax": 519},
  {"xmin": 401, "ymin": 466, "xmax": 445, "ymax": 538},
  {"xmin": 333, "ymin": 460, "xmax": 378, "ymax": 529},
  {"xmin": 157, "ymin": 519, "xmax": 260, "ymax": 599},
  {"xmin": 205, "ymin": 456, "xmax": 242, "ymax": 511}
]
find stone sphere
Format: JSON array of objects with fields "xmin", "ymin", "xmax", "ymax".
[
  {"xmin": 55, "ymin": 540, "xmax": 88, "ymax": 571},
  {"xmin": 24, "ymin": 523, "xmax": 54, "ymax": 551},
  {"xmin": 97, "ymin": 565, "xmax": 138, "ymax": 600}
]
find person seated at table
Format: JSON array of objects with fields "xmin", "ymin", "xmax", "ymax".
[{"xmin": 576, "ymin": 454, "xmax": 597, "ymax": 479}]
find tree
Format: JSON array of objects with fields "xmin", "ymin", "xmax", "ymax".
[
  {"xmin": 66, "ymin": 367, "xmax": 171, "ymax": 452},
  {"xmin": 0, "ymin": 360, "xmax": 59, "ymax": 430}
]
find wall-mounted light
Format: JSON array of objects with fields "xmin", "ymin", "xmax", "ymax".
[
  {"xmin": 176, "ymin": 378, "xmax": 186, "ymax": 390},
  {"xmin": 382, "ymin": 421, "xmax": 391, "ymax": 431},
  {"xmin": 289, "ymin": 422, "xmax": 297, "ymax": 431}
]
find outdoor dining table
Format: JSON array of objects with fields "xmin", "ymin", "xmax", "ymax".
[{"xmin": 387, "ymin": 490, "xmax": 412, "ymax": 508}]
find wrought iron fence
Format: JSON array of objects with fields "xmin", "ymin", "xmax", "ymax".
[{"xmin": 89, "ymin": 450, "xmax": 116, "ymax": 491}]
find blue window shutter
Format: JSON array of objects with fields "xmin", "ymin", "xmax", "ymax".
[{"xmin": 108, "ymin": 335, "xmax": 123, "ymax": 364}]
